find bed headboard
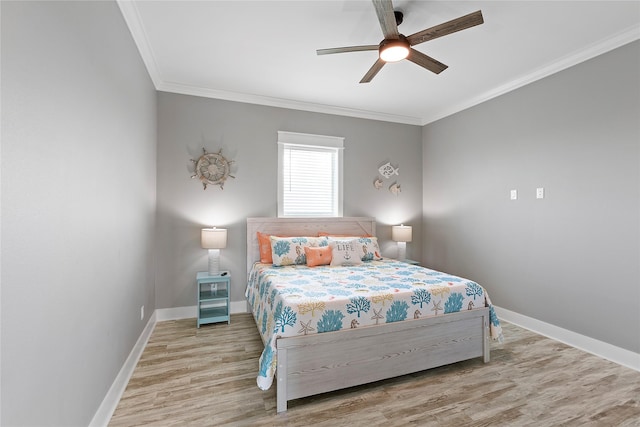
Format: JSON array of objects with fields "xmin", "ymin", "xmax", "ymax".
[{"xmin": 246, "ymin": 217, "xmax": 376, "ymax": 273}]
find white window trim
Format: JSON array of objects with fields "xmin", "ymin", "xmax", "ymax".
[{"xmin": 277, "ymin": 131, "xmax": 344, "ymax": 218}]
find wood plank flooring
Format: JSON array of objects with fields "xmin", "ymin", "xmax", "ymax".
[{"xmin": 109, "ymin": 313, "xmax": 640, "ymax": 426}]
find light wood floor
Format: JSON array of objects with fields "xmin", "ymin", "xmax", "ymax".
[{"xmin": 110, "ymin": 313, "xmax": 640, "ymax": 426}]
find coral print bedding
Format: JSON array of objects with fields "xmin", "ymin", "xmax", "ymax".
[{"xmin": 245, "ymin": 259, "xmax": 503, "ymax": 390}]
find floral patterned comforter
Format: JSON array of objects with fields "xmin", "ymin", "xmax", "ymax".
[{"xmin": 245, "ymin": 259, "xmax": 503, "ymax": 391}]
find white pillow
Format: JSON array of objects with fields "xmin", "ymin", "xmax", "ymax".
[
  {"xmin": 327, "ymin": 236, "xmax": 382, "ymax": 261},
  {"xmin": 329, "ymin": 239, "xmax": 363, "ymax": 267}
]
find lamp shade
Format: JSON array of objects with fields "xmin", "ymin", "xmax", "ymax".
[
  {"xmin": 391, "ymin": 225, "xmax": 412, "ymax": 243},
  {"xmin": 201, "ymin": 228, "xmax": 227, "ymax": 249}
]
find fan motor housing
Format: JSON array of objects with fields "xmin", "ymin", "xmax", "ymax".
[{"xmin": 394, "ymin": 10, "xmax": 404, "ymax": 26}]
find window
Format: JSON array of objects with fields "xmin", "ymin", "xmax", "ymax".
[{"xmin": 277, "ymin": 131, "xmax": 344, "ymax": 217}]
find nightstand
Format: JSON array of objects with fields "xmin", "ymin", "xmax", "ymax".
[{"xmin": 196, "ymin": 271, "xmax": 230, "ymax": 327}]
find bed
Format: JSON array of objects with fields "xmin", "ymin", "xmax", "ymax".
[{"xmin": 245, "ymin": 217, "xmax": 502, "ymax": 413}]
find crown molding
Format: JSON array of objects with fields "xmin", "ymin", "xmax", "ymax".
[
  {"xmin": 117, "ymin": 0, "xmax": 162, "ymax": 88},
  {"xmin": 118, "ymin": 1, "xmax": 638, "ymax": 127},
  {"xmin": 157, "ymin": 80, "xmax": 423, "ymax": 125},
  {"xmin": 420, "ymin": 24, "xmax": 640, "ymax": 125},
  {"xmin": 115, "ymin": 0, "xmax": 422, "ymax": 126}
]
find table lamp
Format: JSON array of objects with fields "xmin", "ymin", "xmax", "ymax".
[
  {"xmin": 201, "ymin": 227, "xmax": 227, "ymax": 275},
  {"xmin": 391, "ymin": 224, "xmax": 412, "ymax": 260}
]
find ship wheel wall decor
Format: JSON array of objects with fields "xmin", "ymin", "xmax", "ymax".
[{"xmin": 190, "ymin": 148, "xmax": 235, "ymax": 190}]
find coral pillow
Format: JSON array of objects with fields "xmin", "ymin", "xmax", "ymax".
[
  {"xmin": 304, "ymin": 246, "xmax": 332, "ymax": 267},
  {"xmin": 257, "ymin": 232, "xmax": 275, "ymax": 264}
]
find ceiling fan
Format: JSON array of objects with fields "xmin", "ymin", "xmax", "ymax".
[{"xmin": 316, "ymin": 0, "xmax": 484, "ymax": 83}]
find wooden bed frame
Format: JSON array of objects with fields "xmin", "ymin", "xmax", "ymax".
[{"xmin": 246, "ymin": 217, "xmax": 490, "ymax": 413}]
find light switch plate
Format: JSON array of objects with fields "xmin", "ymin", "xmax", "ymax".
[{"xmin": 510, "ymin": 189, "xmax": 518, "ymax": 200}]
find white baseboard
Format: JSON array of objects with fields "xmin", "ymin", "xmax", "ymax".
[
  {"xmin": 89, "ymin": 311, "xmax": 157, "ymax": 427},
  {"xmin": 90, "ymin": 301, "xmax": 249, "ymax": 425},
  {"xmin": 155, "ymin": 302, "xmax": 247, "ymax": 321},
  {"xmin": 230, "ymin": 300, "xmax": 249, "ymax": 314},
  {"xmin": 155, "ymin": 305, "xmax": 196, "ymax": 321},
  {"xmin": 495, "ymin": 306, "xmax": 640, "ymax": 372}
]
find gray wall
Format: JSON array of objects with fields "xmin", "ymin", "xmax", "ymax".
[
  {"xmin": 156, "ymin": 92, "xmax": 423, "ymax": 308},
  {"xmin": 422, "ymin": 41, "xmax": 640, "ymax": 353},
  {"xmin": 2, "ymin": 1, "xmax": 635, "ymax": 425},
  {"xmin": 1, "ymin": 2, "xmax": 157, "ymax": 426}
]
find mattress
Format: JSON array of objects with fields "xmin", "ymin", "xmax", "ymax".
[{"xmin": 245, "ymin": 259, "xmax": 503, "ymax": 390}]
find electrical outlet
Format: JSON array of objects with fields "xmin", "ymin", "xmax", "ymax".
[
  {"xmin": 536, "ymin": 187, "xmax": 545, "ymax": 199},
  {"xmin": 210, "ymin": 283, "xmax": 218, "ymax": 292},
  {"xmin": 510, "ymin": 189, "xmax": 518, "ymax": 200},
  {"xmin": 140, "ymin": 305, "xmax": 144, "ymax": 321}
]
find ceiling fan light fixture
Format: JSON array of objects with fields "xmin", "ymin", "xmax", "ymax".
[
  {"xmin": 317, "ymin": 3, "xmax": 484, "ymax": 83},
  {"xmin": 379, "ymin": 38, "xmax": 410, "ymax": 62}
]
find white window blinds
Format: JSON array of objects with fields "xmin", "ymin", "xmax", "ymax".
[{"xmin": 277, "ymin": 131, "xmax": 344, "ymax": 217}]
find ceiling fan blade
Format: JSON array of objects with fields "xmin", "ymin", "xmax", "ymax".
[
  {"xmin": 406, "ymin": 48, "xmax": 448, "ymax": 74},
  {"xmin": 372, "ymin": 0, "xmax": 399, "ymax": 40},
  {"xmin": 407, "ymin": 10, "xmax": 484, "ymax": 46},
  {"xmin": 360, "ymin": 58, "xmax": 386, "ymax": 83},
  {"xmin": 317, "ymin": 45, "xmax": 379, "ymax": 56}
]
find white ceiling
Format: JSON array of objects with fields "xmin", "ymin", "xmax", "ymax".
[{"xmin": 118, "ymin": 1, "xmax": 640, "ymax": 125}]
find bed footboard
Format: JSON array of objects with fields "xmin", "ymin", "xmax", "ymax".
[{"xmin": 276, "ymin": 307, "xmax": 490, "ymax": 413}]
